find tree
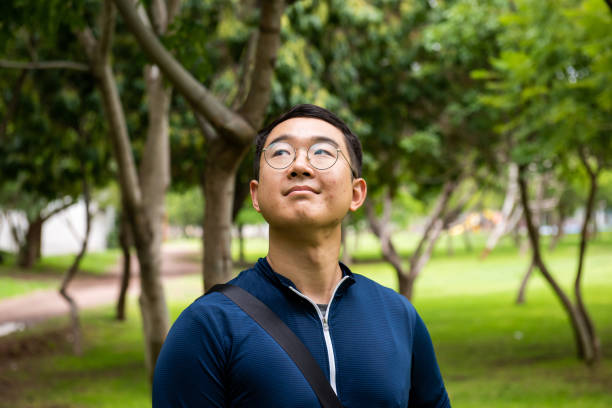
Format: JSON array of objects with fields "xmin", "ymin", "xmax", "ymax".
[
  {"xmin": 59, "ymin": 157, "xmax": 93, "ymax": 356},
  {"xmin": 112, "ymin": 0, "xmax": 285, "ymax": 291},
  {"xmin": 479, "ymin": 0, "xmax": 612, "ymax": 364},
  {"xmin": 74, "ymin": 0, "xmax": 183, "ymax": 379},
  {"xmin": 291, "ymin": 0, "xmax": 503, "ymax": 299},
  {"xmin": 0, "ymin": 14, "xmax": 112, "ymax": 268}
]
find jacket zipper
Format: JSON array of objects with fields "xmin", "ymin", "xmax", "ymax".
[{"xmin": 289, "ymin": 276, "xmax": 349, "ymax": 395}]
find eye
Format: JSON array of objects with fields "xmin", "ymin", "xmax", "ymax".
[
  {"xmin": 272, "ymin": 148, "xmax": 291, "ymax": 157},
  {"xmin": 267, "ymin": 142, "xmax": 293, "ymax": 157},
  {"xmin": 311, "ymin": 144, "xmax": 336, "ymax": 157}
]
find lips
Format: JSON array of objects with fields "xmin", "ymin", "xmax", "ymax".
[{"xmin": 284, "ymin": 185, "xmax": 319, "ymax": 195}]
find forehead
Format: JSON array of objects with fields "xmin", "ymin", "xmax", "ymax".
[{"xmin": 265, "ymin": 117, "xmax": 347, "ymax": 150}]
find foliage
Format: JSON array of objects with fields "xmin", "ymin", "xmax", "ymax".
[
  {"xmin": 0, "ymin": 1, "xmax": 113, "ymax": 221},
  {"xmin": 166, "ymin": 187, "xmax": 204, "ymax": 231},
  {"xmin": 478, "ymin": 0, "xmax": 612, "ymax": 169}
]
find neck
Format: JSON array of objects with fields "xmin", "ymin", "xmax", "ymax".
[{"xmin": 267, "ymin": 225, "xmax": 343, "ymax": 304}]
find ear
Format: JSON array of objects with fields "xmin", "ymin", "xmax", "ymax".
[
  {"xmin": 250, "ymin": 179, "xmax": 261, "ymax": 213},
  {"xmin": 349, "ymin": 178, "xmax": 367, "ymax": 212}
]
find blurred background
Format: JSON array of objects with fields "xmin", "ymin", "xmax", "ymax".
[{"xmin": 0, "ymin": 0, "xmax": 611, "ymax": 406}]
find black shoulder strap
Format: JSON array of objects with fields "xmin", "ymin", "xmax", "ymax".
[{"xmin": 206, "ymin": 283, "xmax": 344, "ymax": 408}]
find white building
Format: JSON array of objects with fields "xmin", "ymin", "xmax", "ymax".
[{"xmin": 0, "ymin": 200, "xmax": 115, "ymax": 256}]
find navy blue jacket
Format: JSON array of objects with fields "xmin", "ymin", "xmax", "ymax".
[{"xmin": 153, "ymin": 258, "xmax": 451, "ymax": 407}]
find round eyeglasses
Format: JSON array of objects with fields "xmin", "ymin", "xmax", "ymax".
[{"xmin": 263, "ymin": 141, "xmax": 357, "ymax": 178}]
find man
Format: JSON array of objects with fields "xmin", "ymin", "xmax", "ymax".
[{"xmin": 153, "ymin": 104, "xmax": 451, "ymax": 407}]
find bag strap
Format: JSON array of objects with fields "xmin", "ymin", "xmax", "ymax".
[{"xmin": 206, "ymin": 283, "xmax": 344, "ymax": 408}]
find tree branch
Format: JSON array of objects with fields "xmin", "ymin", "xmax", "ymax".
[
  {"xmin": 237, "ymin": 0, "xmax": 285, "ymax": 129},
  {"xmin": 166, "ymin": 0, "xmax": 182, "ymax": 25},
  {"xmin": 112, "ymin": 0, "xmax": 254, "ymax": 145},
  {"xmin": 99, "ymin": 0, "xmax": 117, "ymax": 62},
  {"xmin": 99, "ymin": 64, "xmax": 144, "ymax": 210},
  {"xmin": 365, "ymin": 194, "xmax": 404, "ymax": 276},
  {"xmin": 7, "ymin": 215, "xmax": 25, "ymax": 247},
  {"xmin": 76, "ymin": 28, "xmax": 98, "ymax": 65},
  {"xmin": 59, "ymin": 162, "xmax": 92, "ymax": 356},
  {"xmin": 410, "ymin": 178, "xmax": 458, "ymax": 263},
  {"xmin": 442, "ymin": 184, "xmax": 477, "ymax": 227},
  {"xmin": 194, "ymin": 112, "xmax": 219, "ymax": 142},
  {"xmin": 578, "ymin": 147, "xmax": 600, "ymax": 179},
  {"xmin": 150, "ymin": 0, "xmax": 168, "ymax": 35},
  {"xmin": 232, "ymin": 31, "xmax": 259, "ymax": 110},
  {"xmin": 40, "ymin": 199, "xmax": 76, "ymax": 223},
  {"xmin": 0, "ymin": 59, "xmax": 89, "ymax": 71}
]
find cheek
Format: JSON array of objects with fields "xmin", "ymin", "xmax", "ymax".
[{"xmin": 323, "ymin": 178, "xmax": 352, "ymax": 208}]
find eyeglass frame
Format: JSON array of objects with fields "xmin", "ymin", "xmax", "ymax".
[{"xmin": 262, "ymin": 141, "xmax": 357, "ymax": 179}]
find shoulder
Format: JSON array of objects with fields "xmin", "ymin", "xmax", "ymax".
[
  {"xmin": 184, "ymin": 269, "xmax": 258, "ymax": 322},
  {"xmin": 170, "ymin": 268, "xmax": 261, "ymax": 339}
]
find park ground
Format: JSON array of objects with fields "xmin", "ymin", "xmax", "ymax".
[{"xmin": 0, "ymin": 232, "xmax": 611, "ymax": 407}]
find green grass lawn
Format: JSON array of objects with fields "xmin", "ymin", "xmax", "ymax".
[
  {"xmin": 1, "ymin": 232, "xmax": 611, "ymax": 407},
  {"xmin": 36, "ymin": 249, "xmax": 121, "ymax": 276},
  {"xmin": 0, "ymin": 249, "xmax": 120, "ymax": 300},
  {"xmin": 0, "ymin": 276, "xmax": 55, "ymax": 299}
]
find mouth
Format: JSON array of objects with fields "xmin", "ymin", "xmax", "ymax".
[{"xmin": 284, "ymin": 185, "xmax": 319, "ymax": 196}]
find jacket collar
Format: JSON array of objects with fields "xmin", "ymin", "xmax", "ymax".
[{"xmin": 254, "ymin": 257, "xmax": 355, "ymax": 296}]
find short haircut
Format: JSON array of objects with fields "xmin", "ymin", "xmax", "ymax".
[{"xmin": 253, "ymin": 104, "xmax": 363, "ymax": 180}]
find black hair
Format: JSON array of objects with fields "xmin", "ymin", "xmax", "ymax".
[{"xmin": 253, "ymin": 104, "xmax": 363, "ymax": 180}]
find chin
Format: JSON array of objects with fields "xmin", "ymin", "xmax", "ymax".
[{"xmin": 267, "ymin": 214, "xmax": 341, "ymax": 231}]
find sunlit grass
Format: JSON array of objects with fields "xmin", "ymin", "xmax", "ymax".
[
  {"xmin": 0, "ymin": 277, "xmax": 54, "ymax": 299},
  {"xmin": 35, "ymin": 249, "xmax": 121, "ymax": 276},
  {"xmin": 0, "ymin": 249, "xmax": 120, "ymax": 300},
  {"xmin": 1, "ymin": 232, "xmax": 611, "ymax": 407}
]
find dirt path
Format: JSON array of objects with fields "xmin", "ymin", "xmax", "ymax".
[{"xmin": 0, "ymin": 243, "xmax": 201, "ymax": 327}]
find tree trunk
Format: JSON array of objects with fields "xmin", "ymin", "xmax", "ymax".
[
  {"xmin": 15, "ymin": 200, "xmax": 76, "ymax": 268},
  {"xmin": 99, "ymin": 58, "xmax": 170, "ymax": 378},
  {"xmin": 446, "ymin": 232, "xmax": 454, "ymax": 256},
  {"xmin": 515, "ymin": 259, "xmax": 534, "ymax": 304},
  {"xmin": 116, "ymin": 208, "xmax": 132, "ymax": 321},
  {"xmin": 402, "ymin": 180, "xmax": 459, "ymax": 299},
  {"xmin": 77, "ymin": 1, "xmax": 170, "ymax": 380},
  {"xmin": 516, "ymin": 170, "xmax": 544, "ymax": 297},
  {"xmin": 112, "ymin": 0, "xmax": 285, "ymax": 294},
  {"xmin": 59, "ymin": 171, "xmax": 92, "ymax": 356},
  {"xmin": 574, "ymin": 151, "xmax": 601, "ymax": 363},
  {"xmin": 366, "ymin": 194, "xmax": 407, "ymax": 295},
  {"xmin": 548, "ymin": 202, "xmax": 566, "ymax": 251},
  {"xmin": 365, "ymin": 187, "xmax": 450, "ymax": 301},
  {"xmin": 511, "ymin": 216, "xmax": 523, "ymax": 249},
  {"xmin": 481, "ymin": 162, "xmax": 518, "ymax": 259},
  {"xmin": 518, "ymin": 164, "xmax": 595, "ymax": 364},
  {"xmin": 17, "ymin": 217, "xmax": 42, "ymax": 268},
  {"xmin": 136, "ymin": 61, "xmax": 172, "ymax": 379},
  {"xmin": 403, "ymin": 218, "xmax": 444, "ymax": 299},
  {"xmin": 202, "ymin": 141, "xmax": 248, "ymax": 290}
]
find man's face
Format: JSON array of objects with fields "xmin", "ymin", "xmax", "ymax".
[{"xmin": 250, "ymin": 117, "xmax": 366, "ymax": 230}]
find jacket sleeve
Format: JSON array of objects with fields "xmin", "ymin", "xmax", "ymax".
[
  {"xmin": 153, "ymin": 305, "xmax": 227, "ymax": 408},
  {"xmin": 408, "ymin": 312, "xmax": 451, "ymax": 408}
]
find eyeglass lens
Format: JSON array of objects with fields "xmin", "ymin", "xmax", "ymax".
[{"xmin": 264, "ymin": 142, "xmax": 338, "ymax": 170}]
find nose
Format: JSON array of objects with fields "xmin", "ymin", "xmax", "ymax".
[{"xmin": 289, "ymin": 147, "xmax": 313, "ymax": 177}]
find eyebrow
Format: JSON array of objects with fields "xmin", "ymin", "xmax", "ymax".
[{"xmin": 266, "ymin": 134, "xmax": 340, "ymax": 148}]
